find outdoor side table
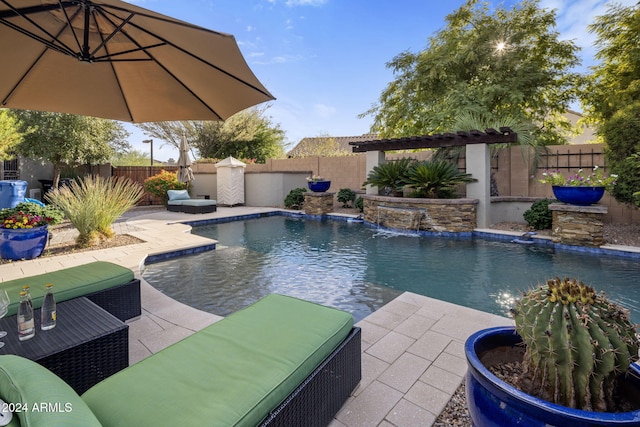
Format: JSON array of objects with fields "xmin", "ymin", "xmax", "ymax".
[{"xmin": 0, "ymin": 297, "xmax": 129, "ymax": 394}]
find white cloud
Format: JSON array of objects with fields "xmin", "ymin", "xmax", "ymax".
[
  {"xmin": 253, "ymin": 54, "xmax": 304, "ymax": 65},
  {"xmin": 314, "ymin": 103, "xmax": 336, "ymax": 118},
  {"xmin": 540, "ymin": 0, "xmax": 639, "ymax": 65},
  {"xmin": 246, "ymin": 25, "xmax": 255, "ymax": 32},
  {"xmin": 284, "ymin": 0, "xmax": 327, "ymax": 6}
]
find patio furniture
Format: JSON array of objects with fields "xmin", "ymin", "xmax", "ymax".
[
  {"xmin": 166, "ymin": 189, "xmax": 217, "ymax": 214},
  {"xmin": 0, "ymin": 294, "xmax": 361, "ymax": 427},
  {"xmin": 2, "ymin": 261, "xmax": 141, "ymax": 322},
  {"xmin": 0, "ymin": 297, "xmax": 128, "ymax": 394}
]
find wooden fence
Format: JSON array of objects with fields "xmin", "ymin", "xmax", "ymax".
[{"xmin": 112, "ymin": 166, "xmax": 178, "ymax": 206}]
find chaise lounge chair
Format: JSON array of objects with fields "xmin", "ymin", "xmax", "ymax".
[{"xmin": 166, "ymin": 189, "xmax": 217, "ymax": 214}]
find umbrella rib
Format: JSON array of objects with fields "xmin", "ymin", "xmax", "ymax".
[
  {"xmin": 89, "ymin": 12, "xmax": 134, "ymax": 59},
  {"xmin": 91, "ymin": 8, "xmax": 135, "ymax": 121},
  {"xmin": 97, "ymin": 5, "xmax": 275, "ymax": 100},
  {"xmin": 0, "ymin": 0, "xmax": 81, "ymax": 58},
  {"xmin": 94, "ymin": 7, "xmax": 226, "ymax": 120}
]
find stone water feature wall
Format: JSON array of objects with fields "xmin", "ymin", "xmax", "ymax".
[{"xmin": 362, "ymin": 195, "xmax": 478, "ymax": 233}]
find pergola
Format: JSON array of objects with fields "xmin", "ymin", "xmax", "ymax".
[{"xmin": 349, "ymin": 127, "xmax": 519, "ymax": 228}]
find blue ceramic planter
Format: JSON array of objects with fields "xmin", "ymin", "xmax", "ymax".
[
  {"xmin": 0, "ymin": 225, "xmax": 49, "ymax": 260},
  {"xmin": 308, "ymin": 181, "xmax": 331, "ymax": 192},
  {"xmin": 552, "ymin": 186, "xmax": 605, "ymax": 206},
  {"xmin": 465, "ymin": 326, "xmax": 640, "ymax": 426}
]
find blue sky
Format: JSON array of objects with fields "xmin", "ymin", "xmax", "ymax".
[{"xmin": 129, "ymin": 0, "xmax": 635, "ymax": 161}]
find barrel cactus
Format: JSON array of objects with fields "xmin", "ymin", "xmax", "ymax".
[{"xmin": 512, "ymin": 277, "xmax": 640, "ymax": 411}]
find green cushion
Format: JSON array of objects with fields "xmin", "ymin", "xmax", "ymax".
[
  {"xmin": 82, "ymin": 294, "xmax": 353, "ymax": 427},
  {"xmin": 0, "ymin": 355, "xmax": 101, "ymax": 427},
  {"xmin": 1, "ymin": 261, "xmax": 134, "ymax": 316}
]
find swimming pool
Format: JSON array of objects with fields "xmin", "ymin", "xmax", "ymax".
[{"xmin": 142, "ymin": 215, "xmax": 640, "ymax": 323}]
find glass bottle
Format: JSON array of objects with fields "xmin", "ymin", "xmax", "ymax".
[
  {"xmin": 21, "ymin": 285, "xmax": 32, "ymax": 309},
  {"xmin": 41, "ymin": 284, "xmax": 56, "ymax": 331},
  {"xmin": 17, "ymin": 291, "xmax": 35, "ymax": 341}
]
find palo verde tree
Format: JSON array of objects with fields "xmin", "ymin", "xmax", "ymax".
[
  {"xmin": 585, "ymin": 3, "xmax": 640, "ymax": 207},
  {"xmin": 136, "ymin": 105, "xmax": 286, "ymax": 162},
  {"xmin": 12, "ymin": 110, "xmax": 130, "ymax": 186},
  {"xmin": 363, "ymin": 0, "xmax": 582, "ymax": 145}
]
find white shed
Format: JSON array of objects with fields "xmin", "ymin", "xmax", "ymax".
[{"xmin": 215, "ymin": 157, "xmax": 246, "ymax": 206}]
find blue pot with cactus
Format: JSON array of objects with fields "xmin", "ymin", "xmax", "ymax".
[{"xmin": 465, "ymin": 278, "xmax": 640, "ymax": 426}]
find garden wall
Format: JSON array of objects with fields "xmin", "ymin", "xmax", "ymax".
[{"xmin": 110, "ymin": 144, "xmax": 638, "ymax": 224}]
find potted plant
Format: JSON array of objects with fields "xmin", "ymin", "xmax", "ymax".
[
  {"xmin": 465, "ymin": 277, "xmax": 640, "ymax": 426},
  {"xmin": 539, "ymin": 166, "xmax": 617, "ymax": 205},
  {"xmin": 306, "ymin": 175, "xmax": 331, "ymax": 192},
  {"xmin": 0, "ymin": 203, "xmax": 62, "ymax": 260}
]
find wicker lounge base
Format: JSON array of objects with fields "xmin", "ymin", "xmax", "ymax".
[
  {"xmin": 86, "ymin": 278, "xmax": 141, "ymax": 322},
  {"xmin": 260, "ymin": 327, "xmax": 361, "ymax": 426},
  {"xmin": 167, "ymin": 203, "xmax": 217, "ymax": 214}
]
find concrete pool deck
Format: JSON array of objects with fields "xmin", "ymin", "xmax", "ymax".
[{"xmin": 1, "ymin": 206, "xmax": 635, "ymax": 426}]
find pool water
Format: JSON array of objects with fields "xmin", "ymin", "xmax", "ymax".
[{"xmin": 142, "ymin": 216, "xmax": 640, "ymax": 323}]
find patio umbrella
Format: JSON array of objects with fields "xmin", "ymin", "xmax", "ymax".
[
  {"xmin": 177, "ymin": 134, "xmax": 195, "ymax": 184},
  {"xmin": 0, "ymin": 0, "xmax": 274, "ymax": 122}
]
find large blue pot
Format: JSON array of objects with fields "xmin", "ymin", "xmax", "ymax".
[
  {"xmin": 465, "ymin": 326, "xmax": 640, "ymax": 426},
  {"xmin": 308, "ymin": 181, "xmax": 331, "ymax": 192},
  {"xmin": 552, "ymin": 185, "xmax": 605, "ymax": 205},
  {"xmin": 0, "ymin": 225, "xmax": 49, "ymax": 260}
]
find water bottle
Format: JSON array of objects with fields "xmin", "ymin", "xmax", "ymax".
[
  {"xmin": 17, "ymin": 291, "xmax": 35, "ymax": 341},
  {"xmin": 21, "ymin": 285, "xmax": 32, "ymax": 309},
  {"xmin": 41, "ymin": 284, "xmax": 56, "ymax": 331}
]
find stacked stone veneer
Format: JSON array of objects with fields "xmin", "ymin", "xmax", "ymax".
[
  {"xmin": 549, "ymin": 203, "xmax": 607, "ymax": 247},
  {"xmin": 363, "ymin": 195, "xmax": 478, "ymax": 232},
  {"xmin": 304, "ymin": 192, "xmax": 335, "ymax": 215}
]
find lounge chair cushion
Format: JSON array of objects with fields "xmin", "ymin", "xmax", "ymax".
[
  {"xmin": 166, "ymin": 189, "xmax": 190, "ymax": 201},
  {"xmin": 0, "ymin": 355, "xmax": 101, "ymax": 427},
  {"xmin": 82, "ymin": 294, "xmax": 354, "ymax": 427},
  {"xmin": 179, "ymin": 199, "xmax": 217, "ymax": 207},
  {"xmin": 2, "ymin": 261, "xmax": 134, "ymax": 316}
]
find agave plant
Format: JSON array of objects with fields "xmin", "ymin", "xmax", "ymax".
[
  {"xmin": 362, "ymin": 158, "xmax": 415, "ymax": 196},
  {"xmin": 406, "ymin": 160, "xmax": 476, "ymax": 198},
  {"xmin": 512, "ymin": 278, "xmax": 640, "ymax": 412},
  {"xmin": 46, "ymin": 175, "xmax": 144, "ymax": 247}
]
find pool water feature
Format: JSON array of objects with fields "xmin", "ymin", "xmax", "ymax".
[{"xmin": 142, "ymin": 216, "xmax": 640, "ymax": 323}]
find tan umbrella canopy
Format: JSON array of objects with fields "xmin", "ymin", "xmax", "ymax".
[
  {"xmin": 177, "ymin": 134, "xmax": 195, "ymax": 183},
  {"xmin": 0, "ymin": 0, "xmax": 274, "ymax": 122}
]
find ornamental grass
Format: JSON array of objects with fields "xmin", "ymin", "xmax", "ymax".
[{"xmin": 46, "ymin": 176, "xmax": 144, "ymax": 247}]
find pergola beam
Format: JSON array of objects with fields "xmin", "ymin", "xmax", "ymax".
[{"xmin": 349, "ymin": 127, "xmax": 517, "ymax": 152}]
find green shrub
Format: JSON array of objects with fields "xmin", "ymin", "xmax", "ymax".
[
  {"xmin": 602, "ymin": 103, "xmax": 640, "ymax": 207},
  {"xmin": 337, "ymin": 188, "xmax": 356, "ymax": 207},
  {"xmin": 406, "ymin": 160, "xmax": 477, "ymax": 198},
  {"xmin": 362, "ymin": 158, "xmax": 415, "ymax": 196},
  {"xmin": 354, "ymin": 196, "xmax": 364, "ymax": 212},
  {"xmin": 284, "ymin": 188, "xmax": 306, "ymax": 210},
  {"xmin": 143, "ymin": 170, "xmax": 186, "ymax": 205},
  {"xmin": 523, "ymin": 198, "xmax": 554, "ymax": 230},
  {"xmin": 46, "ymin": 176, "xmax": 144, "ymax": 247},
  {"xmin": 0, "ymin": 202, "xmax": 64, "ymax": 225}
]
